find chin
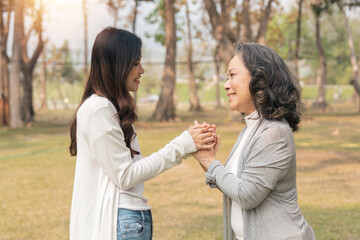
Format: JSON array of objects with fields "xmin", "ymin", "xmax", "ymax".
[{"xmin": 129, "ymin": 87, "xmax": 139, "ymax": 92}]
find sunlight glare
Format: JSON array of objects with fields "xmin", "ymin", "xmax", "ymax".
[{"xmin": 44, "ymin": 0, "xmax": 78, "ymax": 6}]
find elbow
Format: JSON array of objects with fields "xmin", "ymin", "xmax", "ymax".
[
  {"xmin": 241, "ymin": 201, "xmax": 259, "ymax": 211},
  {"xmin": 117, "ymin": 173, "xmax": 135, "ymax": 191},
  {"xmin": 237, "ymin": 192, "xmax": 264, "ymax": 210},
  {"xmin": 117, "ymin": 181, "xmax": 133, "ymax": 191},
  {"xmin": 114, "ymin": 167, "xmax": 135, "ymax": 191}
]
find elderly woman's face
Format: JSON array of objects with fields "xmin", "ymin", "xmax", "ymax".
[{"xmin": 224, "ymin": 55, "xmax": 255, "ymax": 115}]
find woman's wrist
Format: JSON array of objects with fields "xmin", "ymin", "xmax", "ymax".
[{"xmin": 200, "ymin": 158, "xmax": 216, "ymax": 172}]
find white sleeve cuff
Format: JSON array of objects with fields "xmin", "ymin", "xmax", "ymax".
[{"xmin": 178, "ymin": 130, "xmax": 197, "ymax": 154}]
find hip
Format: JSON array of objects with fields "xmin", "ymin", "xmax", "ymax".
[{"xmin": 117, "ymin": 208, "xmax": 153, "ymax": 240}]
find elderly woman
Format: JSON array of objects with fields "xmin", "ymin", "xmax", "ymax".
[{"xmin": 193, "ymin": 42, "xmax": 315, "ymax": 240}]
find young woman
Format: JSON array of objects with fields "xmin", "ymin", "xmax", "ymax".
[
  {"xmin": 193, "ymin": 42, "xmax": 316, "ymax": 240},
  {"xmin": 69, "ymin": 27, "xmax": 215, "ymax": 240}
]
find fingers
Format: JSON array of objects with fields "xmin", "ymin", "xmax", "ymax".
[
  {"xmin": 214, "ymin": 135, "xmax": 221, "ymax": 153},
  {"xmin": 203, "ymin": 136, "xmax": 215, "ymax": 143},
  {"xmin": 199, "ymin": 143, "xmax": 215, "ymax": 150},
  {"xmin": 199, "ymin": 131, "xmax": 213, "ymax": 138}
]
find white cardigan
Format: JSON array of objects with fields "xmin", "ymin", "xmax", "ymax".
[{"xmin": 70, "ymin": 94, "xmax": 196, "ymax": 240}]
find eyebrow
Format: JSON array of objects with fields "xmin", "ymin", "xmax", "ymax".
[
  {"xmin": 227, "ymin": 67, "xmax": 238, "ymax": 72},
  {"xmin": 228, "ymin": 67, "xmax": 237, "ymax": 71}
]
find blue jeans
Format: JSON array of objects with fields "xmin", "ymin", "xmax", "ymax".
[{"xmin": 117, "ymin": 208, "xmax": 153, "ymax": 240}]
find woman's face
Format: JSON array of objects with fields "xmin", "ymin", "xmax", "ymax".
[
  {"xmin": 224, "ymin": 54, "xmax": 255, "ymax": 115},
  {"xmin": 125, "ymin": 56, "xmax": 145, "ymax": 92}
]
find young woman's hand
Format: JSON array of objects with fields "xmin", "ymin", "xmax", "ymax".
[
  {"xmin": 187, "ymin": 121, "xmax": 216, "ymax": 151},
  {"xmin": 192, "ymin": 135, "xmax": 221, "ymax": 172}
]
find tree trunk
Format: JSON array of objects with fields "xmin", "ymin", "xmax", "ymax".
[
  {"xmin": 132, "ymin": 0, "xmax": 138, "ymax": 33},
  {"xmin": 214, "ymin": 44, "xmax": 221, "ymax": 109},
  {"xmin": 153, "ymin": 0, "xmax": 176, "ymax": 121},
  {"xmin": 203, "ymin": 0, "xmax": 234, "ymax": 64},
  {"xmin": 242, "ymin": 0, "xmax": 252, "ymax": 42},
  {"xmin": 294, "ymin": 0, "xmax": 303, "ymax": 80},
  {"xmin": 22, "ymin": 68, "xmax": 34, "ymax": 122},
  {"xmin": 114, "ymin": 8, "xmax": 119, "ymax": 28},
  {"xmin": 83, "ymin": 0, "xmax": 88, "ymax": 85},
  {"xmin": 0, "ymin": 0, "xmax": 11, "ymax": 126},
  {"xmin": 313, "ymin": 14, "xmax": 327, "ymax": 111},
  {"xmin": 186, "ymin": 0, "xmax": 201, "ymax": 112},
  {"xmin": 340, "ymin": 5, "xmax": 360, "ymax": 112},
  {"xmin": 9, "ymin": 0, "xmax": 24, "ymax": 128},
  {"xmin": 40, "ymin": 49, "xmax": 47, "ymax": 110},
  {"xmin": 256, "ymin": 0, "xmax": 274, "ymax": 45},
  {"xmin": 21, "ymin": 0, "xmax": 44, "ymax": 124},
  {"xmin": 132, "ymin": 0, "xmax": 138, "ymax": 103}
]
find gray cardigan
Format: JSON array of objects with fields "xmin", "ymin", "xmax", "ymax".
[{"xmin": 205, "ymin": 118, "xmax": 315, "ymax": 240}]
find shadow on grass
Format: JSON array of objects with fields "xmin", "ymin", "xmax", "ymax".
[
  {"xmin": 180, "ymin": 213, "xmax": 223, "ymax": 240},
  {"xmin": 302, "ymin": 206, "xmax": 360, "ymax": 240},
  {"xmin": 298, "ymin": 152, "xmax": 360, "ymax": 172}
]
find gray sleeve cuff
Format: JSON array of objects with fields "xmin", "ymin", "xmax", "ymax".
[{"xmin": 205, "ymin": 160, "xmax": 222, "ymax": 188}]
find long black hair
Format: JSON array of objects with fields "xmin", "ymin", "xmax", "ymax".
[
  {"xmin": 235, "ymin": 42, "xmax": 302, "ymax": 132},
  {"xmin": 69, "ymin": 27, "xmax": 142, "ymax": 156}
]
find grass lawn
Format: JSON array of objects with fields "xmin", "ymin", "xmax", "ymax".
[{"xmin": 0, "ymin": 102, "xmax": 359, "ymax": 240}]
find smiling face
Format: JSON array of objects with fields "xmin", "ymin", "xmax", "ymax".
[
  {"xmin": 224, "ymin": 54, "xmax": 255, "ymax": 115},
  {"xmin": 125, "ymin": 57, "xmax": 145, "ymax": 92}
]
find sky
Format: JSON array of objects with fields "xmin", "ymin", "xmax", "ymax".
[
  {"xmin": 31, "ymin": 0, "xmax": 341, "ymax": 63},
  {"xmin": 41, "ymin": 0, "xmax": 165, "ymax": 62}
]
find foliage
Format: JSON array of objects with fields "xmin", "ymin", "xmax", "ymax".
[
  {"xmin": 144, "ymin": 0, "xmax": 183, "ymax": 45},
  {"xmin": 268, "ymin": 4, "xmax": 360, "ymax": 85},
  {"xmin": 47, "ymin": 40, "xmax": 82, "ymax": 84}
]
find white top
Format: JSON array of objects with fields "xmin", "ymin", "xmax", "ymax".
[
  {"xmin": 118, "ymin": 133, "xmax": 150, "ymax": 210},
  {"xmin": 70, "ymin": 94, "xmax": 197, "ymax": 240},
  {"xmin": 226, "ymin": 110, "xmax": 260, "ymax": 240}
]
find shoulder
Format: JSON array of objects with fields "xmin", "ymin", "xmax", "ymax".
[
  {"xmin": 78, "ymin": 94, "xmax": 117, "ymax": 117},
  {"xmin": 257, "ymin": 119, "xmax": 293, "ymax": 142},
  {"xmin": 77, "ymin": 94, "xmax": 120, "ymax": 128}
]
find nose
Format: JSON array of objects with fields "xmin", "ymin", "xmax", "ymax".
[
  {"xmin": 224, "ymin": 78, "xmax": 230, "ymax": 91},
  {"xmin": 140, "ymin": 64, "xmax": 145, "ymax": 74}
]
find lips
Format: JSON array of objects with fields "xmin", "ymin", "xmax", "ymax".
[{"xmin": 227, "ymin": 93, "xmax": 236, "ymax": 101}]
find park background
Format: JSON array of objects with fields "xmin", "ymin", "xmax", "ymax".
[{"xmin": 1, "ymin": 0, "xmax": 360, "ymax": 239}]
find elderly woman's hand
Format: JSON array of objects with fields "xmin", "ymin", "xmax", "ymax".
[
  {"xmin": 192, "ymin": 135, "xmax": 220, "ymax": 172},
  {"xmin": 187, "ymin": 121, "xmax": 216, "ymax": 150}
]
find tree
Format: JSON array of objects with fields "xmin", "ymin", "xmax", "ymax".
[
  {"xmin": 214, "ymin": 44, "xmax": 221, "ymax": 109},
  {"xmin": 203, "ymin": 0, "xmax": 236, "ymax": 64},
  {"xmin": 185, "ymin": 0, "xmax": 201, "ymax": 111},
  {"xmin": 255, "ymin": 0, "xmax": 275, "ymax": 45},
  {"xmin": 203, "ymin": 0, "xmax": 276, "ymax": 64},
  {"xmin": 153, "ymin": 0, "xmax": 177, "ymax": 121},
  {"xmin": 311, "ymin": 0, "xmax": 332, "ymax": 111},
  {"xmin": 295, "ymin": 0, "xmax": 304, "ymax": 79},
  {"xmin": 48, "ymin": 41, "xmax": 82, "ymax": 84},
  {"xmin": 0, "ymin": 0, "xmax": 12, "ymax": 126},
  {"xmin": 338, "ymin": 1, "xmax": 360, "ymax": 111},
  {"xmin": 83, "ymin": 0, "xmax": 88, "ymax": 85},
  {"xmin": 39, "ymin": 46, "xmax": 47, "ymax": 110},
  {"xmin": 242, "ymin": 0, "xmax": 252, "ymax": 42},
  {"xmin": 21, "ymin": 0, "xmax": 44, "ymax": 124},
  {"xmin": 9, "ymin": 0, "xmax": 24, "ymax": 128},
  {"xmin": 106, "ymin": 0, "xmax": 124, "ymax": 28}
]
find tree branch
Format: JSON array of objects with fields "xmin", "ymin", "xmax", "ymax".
[{"xmin": 203, "ymin": 0, "xmax": 220, "ymax": 37}]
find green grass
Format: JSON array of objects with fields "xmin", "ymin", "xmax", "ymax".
[
  {"xmin": 0, "ymin": 104, "xmax": 360, "ymax": 240},
  {"xmin": 34, "ymin": 81, "xmax": 356, "ymax": 108}
]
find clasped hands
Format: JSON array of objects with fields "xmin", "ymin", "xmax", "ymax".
[{"xmin": 187, "ymin": 120, "xmax": 220, "ymax": 172}]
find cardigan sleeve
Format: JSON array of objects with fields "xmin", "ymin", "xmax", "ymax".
[
  {"xmin": 85, "ymin": 106, "xmax": 197, "ymax": 190},
  {"xmin": 205, "ymin": 125, "xmax": 292, "ymax": 210}
]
